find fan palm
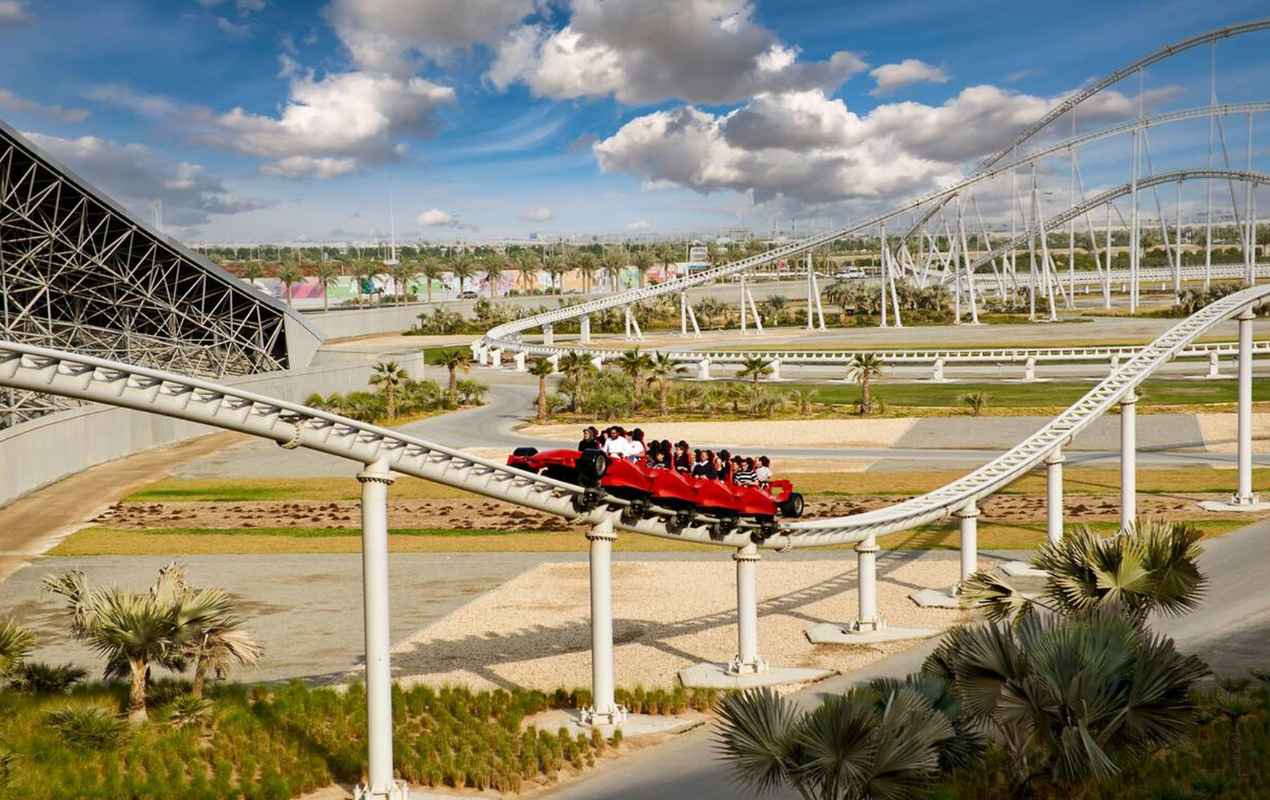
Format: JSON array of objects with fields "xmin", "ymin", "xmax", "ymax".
[
  {"xmin": 737, "ymin": 355, "xmax": 772, "ymax": 389},
  {"xmin": 436, "ymin": 349, "xmax": 472, "ymax": 405},
  {"xmin": 602, "ymin": 250, "xmax": 625, "ymax": 291},
  {"xmin": 573, "ymin": 251, "xmax": 598, "ymax": 294},
  {"xmin": 450, "ymin": 255, "xmax": 476, "ymax": 297},
  {"xmin": 616, "ymin": 348, "xmax": 653, "ymax": 405},
  {"xmin": 0, "ymin": 618, "xmax": 35, "ymax": 679},
  {"xmin": 846, "ymin": 353, "xmax": 884, "ymax": 415},
  {"xmin": 632, "ymin": 250, "xmax": 654, "ymax": 287},
  {"xmin": 960, "ymin": 391, "xmax": 989, "ymax": 416},
  {"xmin": 391, "ymin": 261, "xmax": 418, "ymax": 305},
  {"xmin": 557, "ymin": 351, "xmax": 592, "ymax": 410},
  {"xmin": 276, "ymin": 263, "xmax": 303, "ymax": 308},
  {"xmin": 962, "ymin": 519, "xmax": 1207, "ymax": 626},
  {"xmin": 369, "ymin": 360, "xmax": 410, "ymax": 419},
  {"xmin": 315, "ymin": 262, "xmax": 340, "ymax": 312},
  {"xmin": 527, "ymin": 358, "xmax": 554, "ymax": 422},
  {"xmin": 791, "ymin": 387, "xmax": 816, "ymax": 416},
  {"xmin": 241, "ymin": 262, "xmax": 264, "ymax": 287},
  {"xmin": 714, "ymin": 686, "xmax": 953, "ymax": 800},
  {"xmin": 420, "ymin": 257, "xmax": 444, "ymax": 303},
  {"xmin": 516, "ymin": 251, "xmax": 540, "ymax": 292},
  {"xmin": 646, "ymin": 352, "xmax": 680, "ymax": 415},
  {"xmin": 482, "ymin": 252, "xmax": 505, "ymax": 299}
]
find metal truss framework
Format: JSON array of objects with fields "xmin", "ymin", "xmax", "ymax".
[{"xmin": 0, "ymin": 122, "xmax": 316, "ymax": 428}]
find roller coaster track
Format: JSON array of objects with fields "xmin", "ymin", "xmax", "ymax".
[{"xmin": 3, "ymin": 283, "xmax": 1269, "ymax": 552}]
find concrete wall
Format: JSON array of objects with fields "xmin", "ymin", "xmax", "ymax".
[
  {"xmin": 302, "ymin": 296, "xmax": 571, "ymax": 341},
  {"xmin": 0, "ymin": 351, "xmax": 424, "ymax": 506}
]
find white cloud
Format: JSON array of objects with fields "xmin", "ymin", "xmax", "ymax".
[
  {"xmin": 595, "ymin": 82, "xmax": 1182, "ymax": 208},
  {"xmin": 259, "ymin": 155, "xmax": 357, "ymax": 178},
  {"xmin": 869, "ymin": 59, "xmax": 948, "ymax": 96},
  {"xmin": 625, "ymin": 220, "xmax": 652, "ymax": 232},
  {"xmin": 519, "ymin": 206, "xmax": 553, "ymax": 222},
  {"xmin": 0, "ymin": 88, "xmax": 89, "ymax": 123},
  {"xmin": 489, "ymin": 0, "xmax": 867, "ymax": 105},
  {"xmin": 23, "ymin": 131, "xmax": 271, "ymax": 227},
  {"xmin": 0, "ymin": 1, "xmax": 30, "ymax": 25},
  {"xmin": 215, "ymin": 16, "xmax": 250, "ymax": 36},
  {"xmin": 199, "ymin": 0, "xmax": 266, "ymax": 14},
  {"xmin": 85, "ymin": 84, "xmax": 182, "ymax": 118},
  {"xmin": 327, "ymin": 0, "xmax": 537, "ymax": 74},
  {"xmin": 418, "ymin": 208, "xmax": 457, "ymax": 226}
]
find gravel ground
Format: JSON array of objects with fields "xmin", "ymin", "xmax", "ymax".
[{"xmin": 387, "ymin": 551, "xmax": 969, "ymax": 691}]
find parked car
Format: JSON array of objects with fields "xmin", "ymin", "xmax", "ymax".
[
  {"xmin": 458, "ymin": 289, "xmax": 480, "ymax": 300},
  {"xmin": 506, "ymin": 447, "xmax": 803, "ymax": 541}
]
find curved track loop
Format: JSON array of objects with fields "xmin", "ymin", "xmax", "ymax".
[{"xmin": 4, "ymin": 284, "xmax": 1270, "ymax": 551}]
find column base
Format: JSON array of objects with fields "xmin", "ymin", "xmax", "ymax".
[
  {"xmin": 1199, "ymin": 496, "xmax": 1270, "ymax": 512},
  {"xmin": 580, "ymin": 705, "xmax": 628, "ymax": 727},
  {"xmin": 1000, "ymin": 560, "xmax": 1048, "ymax": 578},
  {"xmin": 803, "ymin": 621, "xmax": 936, "ymax": 645},
  {"xmin": 909, "ymin": 587, "xmax": 962, "ymax": 609},
  {"xmin": 354, "ymin": 780, "xmax": 410, "ymax": 800},
  {"xmin": 726, "ymin": 655, "xmax": 768, "ymax": 676},
  {"xmin": 678, "ymin": 662, "xmax": 831, "ymax": 689}
]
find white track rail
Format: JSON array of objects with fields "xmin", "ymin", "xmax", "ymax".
[{"xmin": 3, "ymin": 283, "xmax": 1269, "ymax": 551}]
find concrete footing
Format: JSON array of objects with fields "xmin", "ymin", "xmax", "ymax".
[
  {"xmin": 909, "ymin": 587, "xmax": 961, "ymax": 609},
  {"xmin": 1199, "ymin": 498, "xmax": 1270, "ymax": 513},
  {"xmin": 1001, "ymin": 560, "xmax": 1048, "ymax": 577},
  {"xmin": 678, "ymin": 662, "xmax": 833, "ymax": 689},
  {"xmin": 803, "ymin": 622, "xmax": 936, "ymax": 645},
  {"xmin": 555, "ymin": 710, "xmax": 700, "ymax": 739}
]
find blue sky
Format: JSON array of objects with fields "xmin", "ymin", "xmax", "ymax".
[{"xmin": 1, "ymin": 0, "xmax": 1267, "ymax": 242}]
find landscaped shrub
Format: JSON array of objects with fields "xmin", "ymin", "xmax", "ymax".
[{"xmin": 8, "ymin": 661, "xmax": 87, "ymax": 694}]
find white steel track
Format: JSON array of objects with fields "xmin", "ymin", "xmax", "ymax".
[{"xmin": 3, "ymin": 283, "xmax": 1269, "ymax": 551}]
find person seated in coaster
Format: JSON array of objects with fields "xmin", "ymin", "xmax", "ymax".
[
  {"xmin": 691, "ymin": 449, "xmax": 708, "ymax": 476},
  {"xmin": 674, "ymin": 441, "xmax": 693, "ymax": 473},
  {"xmin": 602, "ymin": 426, "xmax": 626, "ymax": 458},
  {"xmin": 717, "ymin": 449, "xmax": 733, "ymax": 482},
  {"xmin": 628, "ymin": 428, "xmax": 647, "ymax": 462},
  {"xmin": 755, "ymin": 455, "xmax": 773, "ymax": 487},
  {"xmin": 734, "ymin": 457, "xmax": 758, "ymax": 485},
  {"xmin": 578, "ymin": 426, "xmax": 601, "ymax": 451}
]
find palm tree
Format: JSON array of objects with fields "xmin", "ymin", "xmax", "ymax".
[
  {"xmin": 0, "ymin": 618, "xmax": 34, "ymax": 679},
  {"xmin": 847, "ymin": 353, "xmax": 884, "ymax": 415},
  {"xmin": 369, "ymin": 361, "xmax": 409, "ymax": 419},
  {"xmin": 436, "ymin": 349, "xmax": 472, "ymax": 405},
  {"xmin": 573, "ymin": 251, "xmax": 598, "ymax": 295},
  {"xmin": 528, "ymin": 358, "xmax": 554, "ymax": 422},
  {"xmin": 737, "ymin": 355, "xmax": 772, "ymax": 388},
  {"xmin": 277, "ymin": 263, "xmax": 303, "ymax": 308},
  {"xmin": 714, "ymin": 686, "xmax": 953, "ymax": 800},
  {"xmin": 963, "ymin": 519, "xmax": 1207, "ymax": 625},
  {"xmin": 544, "ymin": 254, "xmax": 567, "ymax": 293},
  {"xmin": 391, "ymin": 261, "xmax": 418, "ymax": 305},
  {"xmin": 791, "ymin": 387, "xmax": 815, "ymax": 416},
  {"xmin": 241, "ymin": 262, "xmax": 264, "ymax": 288},
  {"xmin": 315, "ymin": 262, "xmax": 340, "ymax": 312},
  {"xmin": 451, "ymin": 255, "xmax": 476, "ymax": 298},
  {"xmin": 420, "ymin": 257, "xmax": 444, "ymax": 304},
  {"xmin": 646, "ymin": 352, "xmax": 680, "ymax": 415},
  {"xmin": 482, "ymin": 252, "xmax": 506, "ymax": 299},
  {"xmin": 960, "ymin": 391, "xmax": 989, "ymax": 416},
  {"xmin": 602, "ymin": 250, "xmax": 625, "ymax": 292},
  {"xmin": 354, "ymin": 260, "xmax": 377, "ymax": 305},
  {"xmin": 558, "ymin": 351, "xmax": 592, "ymax": 410},
  {"xmin": 516, "ymin": 251, "xmax": 540, "ymax": 293},
  {"xmin": 632, "ymin": 250, "xmax": 654, "ymax": 288},
  {"xmin": 616, "ymin": 348, "xmax": 653, "ymax": 405}
]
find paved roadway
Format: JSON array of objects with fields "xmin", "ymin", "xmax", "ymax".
[{"xmin": 551, "ymin": 518, "xmax": 1270, "ymax": 799}]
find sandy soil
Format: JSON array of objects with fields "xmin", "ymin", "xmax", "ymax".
[
  {"xmin": 1196, "ymin": 413, "xmax": 1270, "ymax": 454},
  {"xmin": 386, "ymin": 554, "xmax": 967, "ymax": 691},
  {"xmin": 517, "ymin": 419, "xmax": 919, "ymax": 449}
]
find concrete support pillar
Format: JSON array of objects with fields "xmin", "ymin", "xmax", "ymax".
[
  {"xmin": 583, "ymin": 517, "xmax": 625, "ymax": 725},
  {"xmin": 590, "ymin": 354, "xmax": 604, "ymax": 371},
  {"xmin": 956, "ymin": 501, "xmax": 978, "ymax": 586},
  {"xmin": 769, "ymin": 358, "xmax": 782, "ymax": 381},
  {"xmin": 543, "ymin": 324, "xmax": 554, "ymax": 347},
  {"xmin": 680, "ymin": 292, "xmax": 688, "ymax": 337},
  {"xmin": 477, "ymin": 347, "xmax": 489, "ymax": 366},
  {"xmin": 547, "ymin": 353, "xmax": 560, "ymax": 373},
  {"xmin": 623, "ymin": 307, "xmax": 632, "ymax": 340},
  {"xmin": 1120, "ymin": 391, "xmax": 1137, "ymax": 531},
  {"xmin": 1234, "ymin": 307, "xmax": 1259, "ymax": 505},
  {"xmin": 698, "ymin": 359, "xmax": 712, "ymax": 381},
  {"xmin": 1208, "ymin": 351, "xmax": 1221, "ymax": 379},
  {"xmin": 729, "ymin": 543, "xmax": 766, "ymax": 675},
  {"xmin": 932, "ymin": 358, "xmax": 945, "ymax": 382},
  {"xmin": 514, "ymin": 352, "xmax": 526, "ymax": 372},
  {"xmin": 1023, "ymin": 357, "xmax": 1036, "ymax": 382},
  {"xmin": 490, "ymin": 349, "xmax": 502, "ymax": 368},
  {"xmin": 1046, "ymin": 446, "xmax": 1064, "ymax": 545},
  {"xmin": 1110, "ymin": 354, "xmax": 1120, "ymax": 374},
  {"xmin": 580, "ymin": 316, "xmax": 591, "ymax": 344},
  {"xmin": 853, "ymin": 535, "xmax": 882, "ymax": 632},
  {"xmin": 355, "ymin": 460, "xmax": 406, "ymax": 800}
]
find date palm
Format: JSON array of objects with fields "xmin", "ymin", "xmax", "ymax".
[
  {"xmin": 543, "ymin": 253, "xmax": 567, "ymax": 292},
  {"xmin": 277, "ymin": 263, "xmax": 303, "ymax": 308},
  {"xmin": 737, "ymin": 355, "xmax": 772, "ymax": 389},
  {"xmin": 646, "ymin": 352, "xmax": 680, "ymax": 415},
  {"xmin": 557, "ymin": 351, "xmax": 592, "ymax": 410},
  {"xmin": 714, "ymin": 686, "xmax": 953, "ymax": 800},
  {"xmin": 420, "ymin": 257, "xmax": 444, "ymax": 303},
  {"xmin": 369, "ymin": 360, "xmax": 409, "ymax": 419},
  {"xmin": 0, "ymin": 618, "xmax": 35, "ymax": 679},
  {"xmin": 391, "ymin": 261, "xmax": 418, "ymax": 305},
  {"xmin": 315, "ymin": 262, "xmax": 340, "ymax": 312},
  {"xmin": 616, "ymin": 347, "xmax": 653, "ymax": 405},
  {"xmin": 573, "ymin": 251, "xmax": 598, "ymax": 295},
  {"xmin": 241, "ymin": 261, "xmax": 264, "ymax": 288},
  {"xmin": 528, "ymin": 358, "xmax": 554, "ymax": 422},
  {"xmin": 436, "ymin": 348, "xmax": 472, "ymax": 405},
  {"xmin": 632, "ymin": 250, "xmax": 653, "ymax": 288},
  {"xmin": 602, "ymin": 250, "xmax": 625, "ymax": 291},
  {"xmin": 847, "ymin": 353, "xmax": 884, "ymax": 415},
  {"xmin": 960, "ymin": 391, "xmax": 988, "ymax": 416},
  {"xmin": 516, "ymin": 251, "xmax": 540, "ymax": 292},
  {"xmin": 482, "ymin": 252, "xmax": 506, "ymax": 299},
  {"xmin": 450, "ymin": 255, "xmax": 476, "ymax": 298}
]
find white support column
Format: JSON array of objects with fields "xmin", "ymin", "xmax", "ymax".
[
  {"xmin": 623, "ymin": 307, "xmax": 632, "ymax": 340},
  {"xmin": 806, "ymin": 252, "xmax": 815, "ymax": 332},
  {"xmin": 1023, "ymin": 357, "xmax": 1036, "ymax": 382},
  {"xmin": 583, "ymin": 517, "xmax": 626, "ymax": 725},
  {"xmin": 490, "ymin": 348, "xmax": 502, "ymax": 368},
  {"xmin": 580, "ymin": 316, "xmax": 591, "ymax": 344},
  {"xmin": 1208, "ymin": 351, "xmax": 1221, "ymax": 379},
  {"xmin": 1110, "ymin": 354, "xmax": 1120, "ymax": 374},
  {"xmin": 628, "ymin": 310, "xmax": 644, "ymax": 341},
  {"xmin": 740, "ymin": 272, "xmax": 748, "ymax": 333},
  {"xmin": 590, "ymin": 354, "xmax": 604, "ymax": 370},
  {"xmin": 355, "ymin": 460, "xmax": 407, "ymax": 800},
  {"xmin": 769, "ymin": 358, "xmax": 782, "ymax": 381},
  {"xmin": 477, "ymin": 347, "xmax": 489, "ymax": 366},
  {"xmin": 686, "ymin": 301, "xmax": 702, "ymax": 337},
  {"xmin": 747, "ymin": 289, "xmax": 764, "ymax": 334},
  {"xmin": 1046, "ymin": 446, "xmax": 1064, "ymax": 545},
  {"xmin": 931, "ymin": 358, "xmax": 946, "ymax": 382},
  {"xmin": 680, "ymin": 292, "xmax": 688, "ymax": 336},
  {"xmin": 697, "ymin": 358, "xmax": 711, "ymax": 381},
  {"xmin": 542, "ymin": 324, "xmax": 554, "ymax": 347},
  {"xmin": 1234, "ymin": 307, "xmax": 1259, "ymax": 505},
  {"xmin": 513, "ymin": 352, "xmax": 526, "ymax": 372},
  {"xmin": 547, "ymin": 353, "xmax": 560, "ymax": 373},
  {"xmin": 853, "ymin": 535, "xmax": 881, "ymax": 632},
  {"xmin": 729, "ymin": 543, "xmax": 766, "ymax": 675},
  {"xmin": 956, "ymin": 501, "xmax": 978, "ymax": 587},
  {"xmin": 1120, "ymin": 390, "xmax": 1137, "ymax": 531}
]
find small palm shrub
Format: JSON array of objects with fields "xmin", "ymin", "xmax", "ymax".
[
  {"xmin": 8, "ymin": 662, "xmax": 87, "ymax": 694},
  {"xmin": 161, "ymin": 694, "xmax": 214, "ymax": 729},
  {"xmin": 45, "ymin": 707, "xmax": 130, "ymax": 750}
]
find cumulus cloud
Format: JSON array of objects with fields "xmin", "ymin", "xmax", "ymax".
[
  {"xmin": 869, "ymin": 59, "xmax": 948, "ymax": 96},
  {"xmin": 595, "ymin": 82, "xmax": 1182, "ymax": 208},
  {"xmin": 89, "ymin": 72, "xmax": 457, "ymax": 179},
  {"xmin": 328, "ymin": 0, "xmax": 537, "ymax": 74},
  {"xmin": 215, "ymin": 16, "xmax": 250, "ymax": 36},
  {"xmin": 519, "ymin": 206, "xmax": 553, "ymax": 222},
  {"xmin": 0, "ymin": 88, "xmax": 89, "ymax": 123},
  {"xmin": 0, "ymin": 1, "xmax": 31, "ymax": 25},
  {"xmin": 488, "ymin": 0, "xmax": 868, "ymax": 105},
  {"xmin": 418, "ymin": 208, "xmax": 457, "ymax": 226},
  {"xmin": 23, "ymin": 131, "xmax": 271, "ymax": 227},
  {"xmin": 625, "ymin": 220, "xmax": 652, "ymax": 232}
]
